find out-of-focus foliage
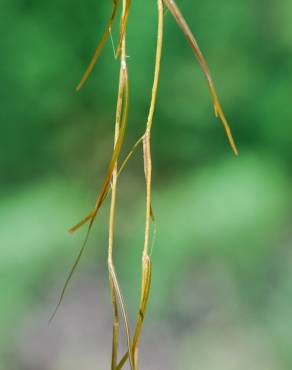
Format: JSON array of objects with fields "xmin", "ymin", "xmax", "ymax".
[{"xmin": 1, "ymin": 0, "xmax": 292, "ymax": 369}]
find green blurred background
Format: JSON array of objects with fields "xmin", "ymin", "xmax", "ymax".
[{"xmin": 1, "ymin": 0, "xmax": 292, "ymax": 369}]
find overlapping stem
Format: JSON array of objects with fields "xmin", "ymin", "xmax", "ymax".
[
  {"xmin": 108, "ymin": 2, "xmax": 134, "ymax": 368},
  {"xmin": 116, "ymin": 0, "xmax": 164, "ymax": 368},
  {"xmin": 162, "ymin": 0, "xmax": 238, "ymax": 155}
]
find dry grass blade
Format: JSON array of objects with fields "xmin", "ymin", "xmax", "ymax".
[
  {"xmin": 69, "ymin": 132, "xmax": 140, "ymax": 236},
  {"xmin": 49, "ymin": 62, "xmax": 129, "ymax": 323},
  {"xmin": 48, "ymin": 223, "xmax": 93, "ymax": 323},
  {"xmin": 69, "ymin": 69, "xmax": 129, "ymax": 234},
  {"xmin": 162, "ymin": 0, "xmax": 238, "ymax": 155},
  {"xmin": 67, "ymin": 133, "xmax": 143, "ymax": 236},
  {"xmin": 76, "ymin": 0, "xmax": 120, "ymax": 91}
]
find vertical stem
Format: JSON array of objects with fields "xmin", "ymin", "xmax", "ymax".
[
  {"xmin": 108, "ymin": 1, "xmax": 134, "ymax": 369},
  {"xmin": 108, "ymin": 51, "xmax": 124, "ymax": 370},
  {"xmin": 116, "ymin": 1, "xmax": 164, "ymax": 369}
]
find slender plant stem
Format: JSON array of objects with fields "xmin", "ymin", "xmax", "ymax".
[
  {"xmin": 107, "ymin": 1, "xmax": 135, "ymax": 369},
  {"xmin": 108, "ymin": 41, "xmax": 124, "ymax": 370},
  {"xmin": 116, "ymin": 1, "xmax": 164, "ymax": 368}
]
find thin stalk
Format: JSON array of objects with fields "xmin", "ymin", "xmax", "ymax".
[
  {"xmin": 108, "ymin": 1, "xmax": 134, "ymax": 369},
  {"xmin": 116, "ymin": 0, "xmax": 164, "ymax": 368},
  {"xmin": 134, "ymin": 0, "xmax": 164, "ymax": 359},
  {"xmin": 108, "ymin": 37, "xmax": 124, "ymax": 370}
]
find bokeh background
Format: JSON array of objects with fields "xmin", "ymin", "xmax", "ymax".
[{"xmin": 1, "ymin": 0, "xmax": 292, "ymax": 369}]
